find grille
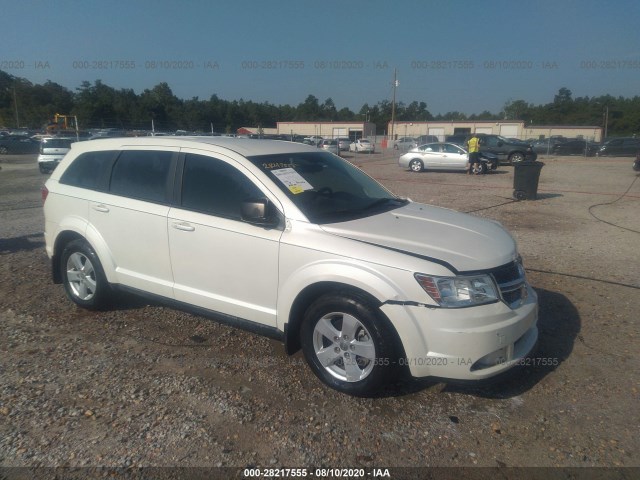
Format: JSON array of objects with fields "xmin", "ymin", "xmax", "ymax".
[{"xmin": 488, "ymin": 261, "xmax": 527, "ymax": 308}]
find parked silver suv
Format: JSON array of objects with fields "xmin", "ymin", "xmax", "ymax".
[{"xmin": 42, "ymin": 137, "xmax": 538, "ymax": 396}]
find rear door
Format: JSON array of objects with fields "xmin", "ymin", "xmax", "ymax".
[
  {"xmin": 417, "ymin": 143, "xmax": 442, "ymax": 168},
  {"xmin": 87, "ymin": 147, "xmax": 178, "ymax": 298},
  {"xmin": 168, "ymin": 150, "xmax": 283, "ymax": 327}
]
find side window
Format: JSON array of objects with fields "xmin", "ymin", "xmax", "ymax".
[
  {"xmin": 59, "ymin": 151, "xmax": 116, "ymax": 190},
  {"xmin": 443, "ymin": 144, "xmax": 459, "ymax": 154},
  {"xmin": 110, "ymin": 150, "xmax": 173, "ymax": 203},
  {"xmin": 181, "ymin": 153, "xmax": 265, "ymax": 220},
  {"xmin": 483, "ymin": 136, "xmax": 498, "ymax": 147}
]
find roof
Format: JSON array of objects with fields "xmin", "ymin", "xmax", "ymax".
[
  {"xmin": 525, "ymin": 125, "xmax": 602, "ymax": 129},
  {"xmin": 70, "ymin": 136, "xmax": 319, "ymax": 157}
]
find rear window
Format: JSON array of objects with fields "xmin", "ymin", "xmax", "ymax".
[
  {"xmin": 59, "ymin": 151, "xmax": 117, "ymax": 190},
  {"xmin": 110, "ymin": 150, "xmax": 174, "ymax": 203},
  {"xmin": 42, "ymin": 139, "xmax": 74, "ymax": 149}
]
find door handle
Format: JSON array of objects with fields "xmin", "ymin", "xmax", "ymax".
[
  {"xmin": 92, "ymin": 204, "xmax": 109, "ymax": 213},
  {"xmin": 172, "ymin": 222, "xmax": 195, "ymax": 232}
]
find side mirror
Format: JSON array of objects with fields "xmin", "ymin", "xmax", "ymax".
[
  {"xmin": 497, "ymin": 141, "xmax": 503, "ymax": 147},
  {"xmin": 241, "ymin": 198, "xmax": 280, "ymax": 228}
]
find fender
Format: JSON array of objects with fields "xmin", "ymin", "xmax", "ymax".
[
  {"xmin": 49, "ymin": 215, "xmax": 87, "ymax": 258},
  {"xmin": 52, "ymin": 216, "xmax": 119, "ymax": 284},
  {"xmin": 277, "ymin": 257, "xmax": 406, "ymax": 330},
  {"xmin": 81, "ymin": 222, "xmax": 119, "ymax": 284}
]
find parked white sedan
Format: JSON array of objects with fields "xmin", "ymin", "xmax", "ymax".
[
  {"xmin": 399, "ymin": 142, "xmax": 488, "ymax": 174},
  {"xmin": 349, "ymin": 139, "xmax": 375, "ymax": 153}
]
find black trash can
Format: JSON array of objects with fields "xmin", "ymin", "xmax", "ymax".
[{"xmin": 513, "ymin": 161, "xmax": 544, "ymax": 200}]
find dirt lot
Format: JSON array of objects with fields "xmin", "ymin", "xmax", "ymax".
[{"xmin": 0, "ymin": 151, "xmax": 638, "ymax": 478}]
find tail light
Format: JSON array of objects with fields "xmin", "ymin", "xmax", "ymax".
[{"xmin": 41, "ymin": 185, "xmax": 49, "ymax": 204}]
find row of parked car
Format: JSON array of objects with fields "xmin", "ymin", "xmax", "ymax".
[
  {"xmin": 393, "ymin": 134, "xmax": 536, "ymax": 165},
  {"xmin": 301, "ymin": 136, "xmax": 376, "ymax": 154},
  {"xmin": 394, "ymin": 133, "xmax": 640, "ymax": 160},
  {"xmin": 524, "ymin": 135, "xmax": 640, "ymax": 157}
]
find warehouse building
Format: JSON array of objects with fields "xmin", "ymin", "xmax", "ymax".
[
  {"xmin": 276, "ymin": 121, "xmax": 376, "ymax": 140},
  {"xmin": 239, "ymin": 120, "xmax": 602, "ymax": 143}
]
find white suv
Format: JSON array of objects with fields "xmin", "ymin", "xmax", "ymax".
[
  {"xmin": 38, "ymin": 137, "xmax": 76, "ymax": 174},
  {"xmin": 42, "ymin": 137, "xmax": 538, "ymax": 396}
]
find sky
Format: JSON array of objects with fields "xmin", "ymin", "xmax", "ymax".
[{"xmin": 3, "ymin": 0, "xmax": 640, "ymax": 117}]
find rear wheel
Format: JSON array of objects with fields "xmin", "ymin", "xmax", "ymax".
[
  {"xmin": 300, "ymin": 292, "xmax": 400, "ymax": 396},
  {"xmin": 409, "ymin": 159, "xmax": 423, "ymax": 172},
  {"xmin": 509, "ymin": 152, "xmax": 525, "ymax": 164},
  {"xmin": 61, "ymin": 239, "xmax": 111, "ymax": 310}
]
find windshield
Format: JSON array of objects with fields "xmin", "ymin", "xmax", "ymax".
[{"xmin": 249, "ymin": 151, "xmax": 407, "ymax": 223}]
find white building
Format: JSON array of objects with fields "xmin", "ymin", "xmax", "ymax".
[{"xmin": 276, "ymin": 121, "xmax": 376, "ymax": 139}]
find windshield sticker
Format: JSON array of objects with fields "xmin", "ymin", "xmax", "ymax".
[{"xmin": 272, "ymin": 168, "xmax": 313, "ymax": 194}]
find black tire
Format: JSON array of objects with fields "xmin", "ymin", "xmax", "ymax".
[
  {"xmin": 409, "ymin": 159, "xmax": 423, "ymax": 173},
  {"xmin": 513, "ymin": 190, "xmax": 527, "ymax": 201},
  {"xmin": 61, "ymin": 239, "xmax": 111, "ymax": 310},
  {"xmin": 300, "ymin": 292, "xmax": 401, "ymax": 396},
  {"xmin": 509, "ymin": 152, "xmax": 525, "ymax": 164},
  {"xmin": 38, "ymin": 164, "xmax": 48, "ymax": 174}
]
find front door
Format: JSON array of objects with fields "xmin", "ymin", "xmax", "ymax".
[{"xmin": 168, "ymin": 150, "xmax": 283, "ymax": 327}]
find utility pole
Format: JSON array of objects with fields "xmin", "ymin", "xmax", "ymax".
[
  {"xmin": 390, "ymin": 69, "xmax": 398, "ymax": 142},
  {"xmin": 12, "ymin": 86, "xmax": 20, "ymax": 128}
]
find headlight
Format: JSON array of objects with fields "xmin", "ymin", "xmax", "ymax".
[{"xmin": 415, "ymin": 273, "xmax": 499, "ymax": 308}]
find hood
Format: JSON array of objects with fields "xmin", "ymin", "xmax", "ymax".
[{"xmin": 319, "ymin": 202, "xmax": 517, "ymax": 273}]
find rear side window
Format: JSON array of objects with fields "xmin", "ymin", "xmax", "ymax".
[
  {"xmin": 110, "ymin": 150, "xmax": 173, "ymax": 203},
  {"xmin": 181, "ymin": 153, "xmax": 264, "ymax": 219},
  {"xmin": 59, "ymin": 151, "xmax": 116, "ymax": 190}
]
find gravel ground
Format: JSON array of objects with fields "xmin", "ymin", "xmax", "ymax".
[{"xmin": 0, "ymin": 152, "xmax": 638, "ymax": 478}]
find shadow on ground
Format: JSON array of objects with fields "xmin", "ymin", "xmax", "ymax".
[{"xmin": 0, "ymin": 233, "xmax": 45, "ymax": 254}]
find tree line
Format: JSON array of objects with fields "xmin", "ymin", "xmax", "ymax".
[{"xmin": 1, "ymin": 71, "xmax": 638, "ymax": 136}]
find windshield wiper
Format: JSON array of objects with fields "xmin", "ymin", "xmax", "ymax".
[
  {"xmin": 312, "ymin": 198, "xmax": 408, "ymax": 223},
  {"xmin": 361, "ymin": 197, "xmax": 408, "ymax": 211}
]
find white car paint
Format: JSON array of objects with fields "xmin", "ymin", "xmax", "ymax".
[
  {"xmin": 349, "ymin": 139, "xmax": 375, "ymax": 153},
  {"xmin": 43, "ymin": 136, "xmax": 538, "ymax": 388},
  {"xmin": 398, "ymin": 142, "xmax": 471, "ymax": 171}
]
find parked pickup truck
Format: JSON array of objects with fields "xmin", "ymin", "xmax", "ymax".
[{"xmin": 476, "ymin": 134, "xmax": 537, "ymax": 165}]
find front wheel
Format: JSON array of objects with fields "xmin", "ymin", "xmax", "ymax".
[
  {"xmin": 472, "ymin": 162, "xmax": 487, "ymax": 175},
  {"xmin": 61, "ymin": 239, "xmax": 111, "ymax": 310},
  {"xmin": 409, "ymin": 159, "xmax": 423, "ymax": 172},
  {"xmin": 300, "ymin": 292, "xmax": 401, "ymax": 396}
]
